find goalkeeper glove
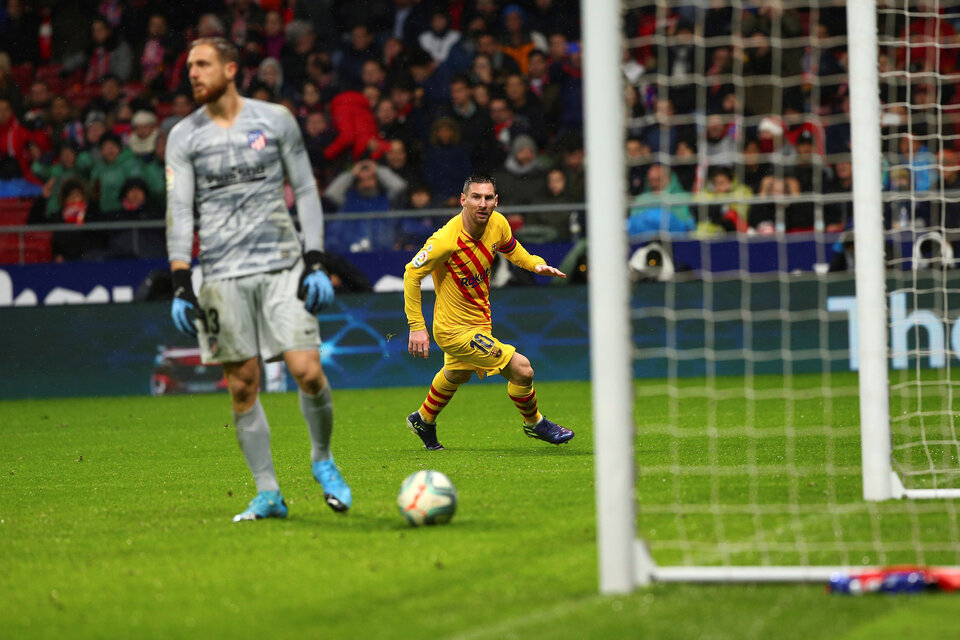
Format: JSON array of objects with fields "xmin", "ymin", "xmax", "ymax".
[
  {"xmin": 170, "ymin": 269, "xmax": 205, "ymax": 337},
  {"xmin": 297, "ymin": 250, "xmax": 335, "ymax": 314}
]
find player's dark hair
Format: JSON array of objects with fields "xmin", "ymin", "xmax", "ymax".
[
  {"xmin": 190, "ymin": 36, "xmax": 241, "ymax": 66},
  {"xmin": 462, "ymin": 174, "xmax": 496, "ymax": 194}
]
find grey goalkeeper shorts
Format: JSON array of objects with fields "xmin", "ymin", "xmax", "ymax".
[{"xmin": 196, "ymin": 261, "xmax": 321, "ymax": 364}]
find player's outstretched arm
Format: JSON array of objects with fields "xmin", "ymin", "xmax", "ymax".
[
  {"xmin": 534, "ymin": 264, "xmax": 567, "ymax": 279},
  {"xmin": 409, "ymin": 328, "xmax": 431, "ymax": 359}
]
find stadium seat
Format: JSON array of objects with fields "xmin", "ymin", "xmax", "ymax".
[
  {"xmin": 35, "ymin": 63, "xmax": 67, "ymax": 94},
  {"xmin": 0, "ymin": 231, "xmax": 52, "ymax": 264},
  {"xmin": 0, "ymin": 199, "xmax": 33, "ymax": 226},
  {"xmin": 65, "ymin": 85, "xmax": 101, "ymax": 111}
]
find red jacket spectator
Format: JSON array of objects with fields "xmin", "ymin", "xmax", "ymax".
[
  {"xmin": 324, "ymin": 91, "xmax": 390, "ymax": 162},
  {"xmin": 0, "ymin": 97, "xmax": 50, "ymax": 183}
]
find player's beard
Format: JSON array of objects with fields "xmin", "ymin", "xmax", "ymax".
[{"xmin": 192, "ymin": 74, "xmax": 230, "ymax": 104}]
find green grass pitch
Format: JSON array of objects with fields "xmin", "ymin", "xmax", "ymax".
[{"xmin": 2, "ymin": 380, "xmax": 959, "ymax": 639}]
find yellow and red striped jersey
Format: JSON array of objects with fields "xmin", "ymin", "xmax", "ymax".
[{"xmin": 404, "ymin": 211, "xmax": 546, "ymax": 336}]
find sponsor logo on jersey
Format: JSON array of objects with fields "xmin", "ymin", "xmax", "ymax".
[
  {"xmin": 413, "ymin": 249, "xmax": 429, "ymax": 267},
  {"xmin": 460, "ymin": 268, "xmax": 491, "ymax": 288},
  {"xmin": 208, "ymin": 336, "xmax": 219, "ymax": 356},
  {"xmin": 247, "ymin": 129, "xmax": 267, "ymax": 151},
  {"xmin": 165, "ymin": 166, "xmax": 174, "ymax": 191},
  {"xmin": 491, "ymin": 242, "xmax": 498, "ymax": 252}
]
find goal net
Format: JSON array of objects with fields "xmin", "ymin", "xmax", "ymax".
[{"xmin": 584, "ymin": 0, "xmax": 960, "ymax": 592}]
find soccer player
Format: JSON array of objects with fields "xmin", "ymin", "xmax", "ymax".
[
  {"xmin": 165, "ymin": 37, "xmax": 351, "ymax": 522},
  {"xmin": 403, "ymin": 175, "xmax": 575, "ymax": 450}
]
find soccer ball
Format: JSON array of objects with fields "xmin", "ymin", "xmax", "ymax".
[{"xmin": 397, "ymin": 470, "xmax": 458, "ymax": 526}]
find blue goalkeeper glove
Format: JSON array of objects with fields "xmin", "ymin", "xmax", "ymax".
[
  {"xmin": 170, "ymin": 269, "xmax": 205, "ymax": 337},
  {"xmin": 297, "ymin": 250, "xmax": 335, "ymax": 314}
]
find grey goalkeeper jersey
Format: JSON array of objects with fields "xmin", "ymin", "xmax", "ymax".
[{"xmin": 165, "ymin": 98, "xmax": 324, "ymax": 281}]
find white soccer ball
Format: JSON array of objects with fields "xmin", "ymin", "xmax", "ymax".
[{"xmin": 397, "ymin": 469, "xmax": 458, "ymax": 526}]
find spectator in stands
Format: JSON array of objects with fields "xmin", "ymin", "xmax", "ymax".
[
  {"xmin": 505, "ymin": 72, "xmax": 547, "ymax": 147},
  {"xmin": 500, "ymin": 4, "xmax": 547, "ymax": 76},
  {"xmin": 663, "ymin": 18, "xmax": 696, "ymax": 114},
  {"xmin": 323, "ymin": 159, "xmax": 406, "ymax": 252},
  {"xmin": 22, "ymin": 80, "xmax": 52, "ymax": 129},
  {"xmin": 128, "ymin": 110, "xmax": 159, "ymax": 160},
  {"xmin": 47, "ymin": 95, "xmax": 85, "ymax": 149},
  {"xmin": 519, "ymin": 167, "xmax": 581, "ymax": 242},
  {"xmin": 390, "ymin": 0, "xmax": 431, "ymax": 46},
  {"xmin": 139, "ymin": 13, "xmax": 182, "ymax": 92},
  {"xmin": 302, "ymin": 109, "xmax": 336, "ymax": 178},
  {"xmin": 397, "ymin": 182, "xmax": 438, "ymax": 250},
  {"xmin": 749, "ymin": 176, "xmax": 805, "ymax": 233},
  {"xmin": 105, "ymin": 176, "xmax": 165, "ymax": 259},
  {"xmin": 672, "ymin": 138, "xmax": 698, "ymax": 193},
  {"xmin": 489, "ymin": 96, "xmax": 535, "ymax": 169},
  {"xmin": 824, "ymin": 160, "xmax": 855, "ymax": 232},
  {"xmin": 335, "ymin": 23, "xmax": 379, "ymax": 92},
  {"xmin": 324, "ymin": 90, "xmax": 390, "ymax": 163},
  {"xmin": 223, "ymin": 0, "xmax": 265, "ymax": 48},
  {"xmin": 262, "ymin": 10, "xmax": 286, "ymax": 60},
  {"xmin": 0, "ymin": 0, "xmax": 40, "ymax": 65},
  {"xmin": 257, "ymin": 57, "xmax": 296, "ymax": 102},
  {"xmin": 626, "ymin": 135, "xmax": 650, "ymax": 195},
  {"xmin": 438, "ymin": 74, "xmax": 495, "ymax": 173},
  {"xmin": 897, "ymin": 126, "xmax": 937, "ymax": 193},
  {"xmin": 160, "ymin": 93, "xmax": 194, "ymax": 138},
  {"xmin": 418, "ymin": 9, "xmax": 463, "ymax": 65},
  {"xmin": 382, "ymin": 138, "xmax": 424, "ymax": 187},
  {"xmin": 693, "ymin": 165, "xmax": 752, "ymax": 233},
  {"xmin": 89, "ymin": 132, "xmax": 144, "ymax": 214},
  {"xmin": 493, "ymin": 134, "xmax": 547, "ymax": 209},
  {"xmin": 934, "ymin": 149, "xmax": 960, "ymax": 232},
  {"xmin": 528, "ymin": 0, "xmax": 578, "ymax": 40},
  {"xmin": 475, "ymin": 32, "xmax": 521, "ymax": 81},
  {"xmin": 885, "ymin": 168, "xmax": 931, "ymax": 230},
  {"xmin": 789, "ymin": 129, "xmax": 832, "ymax": 194},
  {"xmin": 628, "ymin": 163, "xmax": 694, "ymax": 235},
  {"xmin": 30, "ymin": 141, "xmax": 93, "ymax": 221},
  {"xmin": 424, "ymin": 117, "xmax": 471, "ymax": 206},
  {"xmin": 83, "ymin": 74, "xmax": 124, "ymax": 122},
  {"xmin": 82, "ymin": 111, "xmax": 108, "ymax": 164},
  {"xmin": 469, "ymin": 52, "xmax": 495, "ymax": 88},
  {"xmin": 704, "ymin": 113, "xmax": 737, "ymax": 167},
  {"xmin": 81, "ymin": 17, "xmax": 134, "ymax": 84},
  {"xmin": 548, "ymin": 41, "xmax": 584, "ymax": 136},
  {"xmin": 0, "ymin": 95, "xmax": 46, "ymax": 182},
  {"xmin": 50, "ymin": 177, "xmax": 105, "ymax": 262},
  {"xmin": 740, "ymin": 136, "xmax": 771, "ymax": 194},
  {"xmin": 556, "ymin": 130, "xmax": 586, "ymax": 202},
  {"xmin": 0, "ymin": 52, "xmax": 23, "ymax": 117}
]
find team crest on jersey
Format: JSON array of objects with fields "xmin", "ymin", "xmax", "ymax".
[
  {"xmin": 247, "ymin": 129, "xmax": 267, "ymax": 151},
  {"xmin": 412, "ymin": 249, "xmax": 429, "ymax": 267}
]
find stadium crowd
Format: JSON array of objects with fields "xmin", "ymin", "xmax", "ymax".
[{"xmin": 0, "ymin": 1, "xmax": 958, "ymax": 264}]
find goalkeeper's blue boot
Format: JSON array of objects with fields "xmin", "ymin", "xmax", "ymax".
[
  {"xmin": 233, "ymin": 490, "xmax": 288, "ymax": 522},
  {"xmin": 312, "ymin": 458, "xmax": 352, "ymax": 513},
  {"xmin": 524, "ymin": 417, "xmax": 575, "ymax": 445},
  {"xmin": 407, "ymin": 411, "xmax": 445, "ymax": 450}
]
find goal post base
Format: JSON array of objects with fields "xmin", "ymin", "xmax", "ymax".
[
  {"xmin": 634, "ymin": 541, "xmax": 960, "ymax": 585},
  {"xmin": 891, "ymin": 472, "xmax": 960, "ymax": 500}
]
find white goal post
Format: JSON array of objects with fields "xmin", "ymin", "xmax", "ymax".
[{"xmin": 584, "ymin": 0, "xmax": 960, "ymax": 594}]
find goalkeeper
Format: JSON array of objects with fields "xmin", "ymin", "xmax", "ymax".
[
  {"xmin": 165, "ymin": 37, "xmax": 350, "ymax": 522},
  {"xmin": 403, "ymin": 175, "xmax": 574, "ymax": 450}
]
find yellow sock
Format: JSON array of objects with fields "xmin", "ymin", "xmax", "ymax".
[
  {"xmin": 507, "ymin": 382, "xmax": 541, "ymax": 425},
  {"xmin": 420, "ymin": 369, "xmax": 461, "ymax": 423}
]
